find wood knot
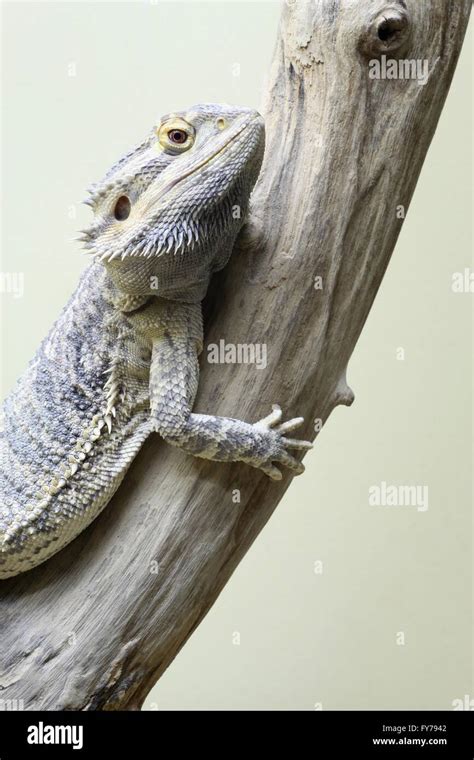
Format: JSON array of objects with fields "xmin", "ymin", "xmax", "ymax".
[{"xmin": 360, "ymin": 3, "xmax": 411, "ymax": 58}]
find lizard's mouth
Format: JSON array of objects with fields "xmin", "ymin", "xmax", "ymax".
[{"xmin": 153, "ymin": 114, "xmax": 261, "ymax": 204}]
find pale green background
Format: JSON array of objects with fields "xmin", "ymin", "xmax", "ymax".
[{"xmin": 0, "ymin": 1, "xmax": 472, "ymax": 710}]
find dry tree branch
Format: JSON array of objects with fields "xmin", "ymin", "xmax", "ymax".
[{"xmin": 0, "ymin": 0, "xmax": 470, "ymax": 710}]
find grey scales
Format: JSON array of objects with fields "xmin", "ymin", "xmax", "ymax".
[{"xmin": 0, "ymin": 104, "xmax": 312, "ymax": 579}]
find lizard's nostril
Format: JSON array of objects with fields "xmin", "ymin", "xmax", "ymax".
[{"xmin": 114, "ymin": 195, "xmax": 131, "ymax": 221}]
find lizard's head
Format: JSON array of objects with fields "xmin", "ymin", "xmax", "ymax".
[{"xmin": 81, "ymin": 103, "xmax": 265, "ymax": 303}]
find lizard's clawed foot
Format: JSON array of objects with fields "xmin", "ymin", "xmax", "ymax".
[{"xmin": 253, "ymin": 404, "xmax": 313, "ymax": 480}]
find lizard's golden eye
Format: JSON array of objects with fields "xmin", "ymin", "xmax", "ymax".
[
  {"xmin": 114, "ymin": 195, "xmax": 131, "ymax": 221},
  {"xmin": 156, "ymin": 118, "xmax": 195, "ymax": 154},
  {"xmin": 168, "ymin": 129, "xmax": 188, "ymax": 144}
]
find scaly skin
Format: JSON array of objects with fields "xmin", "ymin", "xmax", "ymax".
[{"xmin": 0, "ymin": 103, "xmax": 311, "ymax": 579}]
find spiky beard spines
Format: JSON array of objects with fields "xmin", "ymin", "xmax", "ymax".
[{"xmin": 78, "ymin": 189, "xmax": 241, "ymax": 265}]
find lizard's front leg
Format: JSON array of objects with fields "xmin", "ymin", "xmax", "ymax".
[{"xmin": 149, "ymin": 317, "xmax": 312, "ymax": 480}]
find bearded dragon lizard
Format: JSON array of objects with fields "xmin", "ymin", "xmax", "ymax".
[{"xmin": 0, "ymin": 104, "xmax": 311, "ymax": 579}]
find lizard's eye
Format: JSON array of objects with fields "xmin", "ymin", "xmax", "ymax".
[
  {"xmin": 156, "ymin": 118, "xmax": 195, "ymax": 154},
  {"xmin": 168, "ymin": 129, "xmax": 187, "ymax": 144}
]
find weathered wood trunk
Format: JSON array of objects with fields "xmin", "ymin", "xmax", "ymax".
[{"xmin": 0, "ymin": 0, "xmax": 470, "ymax": 709}]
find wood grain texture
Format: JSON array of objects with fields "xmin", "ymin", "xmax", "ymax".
[{"xmin": 0, "ymin": 0, "xmax": 470, "ymax": 710}]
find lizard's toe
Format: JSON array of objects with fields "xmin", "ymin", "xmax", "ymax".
[
  {"xmin": 257, "ymin": 404, "xmax": 282, "ymax": 428},
  {"xmin": 281, "ymin": 436, "xmax": 313, "ymax": 450},
  {"xmin": 278, "ymin": 451, "xmax": 305, "ymax": 474},
  {"xmin": 260, "ymin": 463, "xmax": 283, "ymax": 480},
  {"xmin": 276, "ymin": 417, "xmax": 305, "ymax": 434}
]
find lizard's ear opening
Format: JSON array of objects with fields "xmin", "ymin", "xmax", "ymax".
[{"xmin": 114, "ymin": 195, "xmax": 131, "ymax": 221}]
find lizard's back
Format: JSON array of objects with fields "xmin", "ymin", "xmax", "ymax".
[{"xmin": 0, "ymin": 263, "xmax": 153, "ymax": 577}]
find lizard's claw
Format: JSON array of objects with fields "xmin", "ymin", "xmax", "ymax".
[{"xmin": 254, "ymin": 404, "xmax": 313, "ymax": 480}]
